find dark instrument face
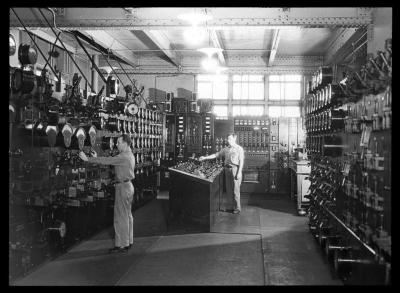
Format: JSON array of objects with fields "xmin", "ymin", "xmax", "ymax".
[{"xmin": 18, "ymin": 43, "xmax": 38, "ymax": 66}]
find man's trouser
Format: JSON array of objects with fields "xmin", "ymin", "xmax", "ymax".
[
  {"xmin": 225, "ymin": 165, "xmax": 242, "ymax": 211},
  {"xmin": 114, "ymin": 181, "xmax": 134, "ymax": 247}
]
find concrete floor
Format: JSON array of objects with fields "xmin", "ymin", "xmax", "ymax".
[{"xmin": 13, "ymin": 191, "xmax": 342, "ymax": 286}]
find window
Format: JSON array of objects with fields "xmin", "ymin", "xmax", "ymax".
[
  {"xmin": 233, "ymin": 74, "xmax": 264, "ymax": 100},
  {"xmin": 213, "ymin": 105, "xmax": 228, "ymax": 118},
  {"xmin": 34, "ymin": 37, "xmax": 49, "ymax": 67},
  {"xmin": 233, "ymin": 105, "xmax": 264, "ymax": 116},
  {"xmin": 269, "ymin": 106, "xmax": 282, "ymax": 117},
  {"xmin": 71, "ymin": 55, "xmax": 91, "ymax": 94},
  {"xmin": 197, "ymin": 74, "xmax": 228, "ymax": 100},
  {"xmin": 268, "ymin": 106, "xmax": 300, "ymax": 117},
  {"xmin": 269, "ymin": 74, "xmax": 302, "ymax": 100}
]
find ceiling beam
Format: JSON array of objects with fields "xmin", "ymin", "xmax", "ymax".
[
  {"xmin": 28, "ymin": 29, "xmax": 77, "ymax": 53},
  {"xmin": 82, "ymin": 30, "xmax": 138, "ymax": 67},
  {"xmin": 268, "ymin": 29, "xmax": 281, "ymax": 66},
  {"xmin": 10, "ymin": 8, "xmax": 373, "ymax": 30},
  {"xmin": 108, "ymin": 66, "xmax": 319, "ymax": 75},
  {"xmin": 101, "ymin": 56, "xmax": 321, "ymax": 75},
  {"xmin": 209, "ymin": 29, "xmax": 226, "ymax": 65},
  {"xmin": 140, "ymin": 30, "xmax": 181, "ymax": 68}
]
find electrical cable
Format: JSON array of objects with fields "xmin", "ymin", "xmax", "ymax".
[
  {"xmin": 42, "ymin": 32, "xmax": 61, "ymax": 72},
  {"xmin": 10, "ymin": 8, "xmax": 59, "ymax": 79},
  {"xmin": 37, "ymin": 8, "xmax": 95, "ymax": 92}
]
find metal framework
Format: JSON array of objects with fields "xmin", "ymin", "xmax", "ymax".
[
  {"xmin": 9, "ymin": 8, "xmax": 374, "ymax": 77},
  {"xmin": 100, "ymin": 55, "xmax": 323, "ymax": 73},
  {"xmin": 106, "ymin": 66, "xmax": 318, "ymax": 75},
  {"xmin": 83, "ymin": 30, "xmax": 138, "ymax": 67},
  {"xmin": 209, "ymin": 30, "xmax": 226, "ymax": 65},
  {"xmin": 141, "ymin": 30, "xmax": 182, "ymax": 68},
  {"xmin": 268, "ymin": 29, "xmax": 281, "ymax": 66},
  {"xmin": 325, "ymin": 27, "xmax": 368, "ymax": 65},
  {"xmin": 10, "ymin": 8, "xmax": 373, "ymax": 30},
  {"xmin": 324, "ymin": 28, "xmax": 359, "ymax": 65},
  {"xmin": 28, "ymin": 29, "xmax": 77, "ymax": 53}
]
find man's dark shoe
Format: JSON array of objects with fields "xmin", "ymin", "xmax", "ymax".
[
  {"xmin": 232, "ymin": 209, "xmax": 241, "ymax": 214},
  {"xmin": 109, "ymin": 246, "xmax": 129, "ymax": 253}
]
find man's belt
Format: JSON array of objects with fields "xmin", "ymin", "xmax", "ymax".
[
  {"xmin": 224, "ymin": 164, "xmax": 239, "ymax": 168},
  {"xmin": 115, "ymin": 179, "xmax": 133, "ymax": 184}
]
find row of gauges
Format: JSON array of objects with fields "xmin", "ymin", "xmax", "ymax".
[
  {"xmin": 133, "ymin": 107, "xmax": 163, "ymax": 122},
  {"xmin": 234, "ymin": 119, "xmax": 269, "ymax": 126}
]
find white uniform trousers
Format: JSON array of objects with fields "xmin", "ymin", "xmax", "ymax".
[
  {"xmin": 114, "ymin": 181, "xmax": 134, "ymax": 247},
  {"xmin": 225, "ymin": 165, "xmax": 242, "ymax": 211}
]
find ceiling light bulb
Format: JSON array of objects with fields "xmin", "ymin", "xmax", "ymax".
[
  {"xmin": 201, "ymin": 57, "xmax": 218, "ymax": 71},
  {"xmin": 184, "ymin": 26, "xmax": 206, "ymax": 45},
  {"xmin": 177, "ymin": 13, "xmax": 212, "ymax": 26},
  {"xmin": 197, "ymin": 47, "xmax": 223, "ymax": 58}
]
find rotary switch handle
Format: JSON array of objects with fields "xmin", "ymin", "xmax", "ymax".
[{"xmin": 47, "ymin": 221, "xmax": 67, "ymax": 238}]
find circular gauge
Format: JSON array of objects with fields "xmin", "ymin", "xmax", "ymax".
[
  {"xmin": 125, "ymin": 102, "xmax": 138, "ymax": 116},
  {"xmin": 18, "ymin": 43, "xmax": 38, "ymax": 65}
]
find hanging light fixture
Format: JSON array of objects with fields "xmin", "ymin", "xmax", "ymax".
[
  {"xmin": 198, "ymin": 45, "xmax": 225, "ymax": 72},
  {"xmin": 178, "ymin": 10, "xmax": 211, "ymax": 46},
  {"xmin": 178, "ymin": 9, "xmax": 228, "ymax": 73}
]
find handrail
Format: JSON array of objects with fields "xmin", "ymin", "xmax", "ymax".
[{"xmin": 322, "ymin": 203, "xmax": 377, "ymax": 256}]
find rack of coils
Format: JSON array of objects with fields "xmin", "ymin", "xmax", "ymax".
[{"xmin": 304, "ymin": 39, "xmax": 391, "ymax": 285}]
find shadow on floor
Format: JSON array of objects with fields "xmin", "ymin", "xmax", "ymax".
[
  {"xmin": 15, "ymin": 234, "xmax": 264, "ymax": 286},
  {"xmin": 87, "ymin": 191, "xmax": 304, "ymax": 241},
  {"xmin": 244, "ymin": 193, "xmax": 300, "ymax": 216}
]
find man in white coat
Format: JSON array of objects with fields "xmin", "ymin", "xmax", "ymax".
[{"xmin": 79, "ymin": 134, "xmax": 135, "ymax": 253}]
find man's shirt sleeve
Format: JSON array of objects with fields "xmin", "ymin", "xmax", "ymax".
[
  {"xmin": 88, "ymin": 154, "xmax": 126, "ymax": 166},
  {"xmin": 215, "ymin": 148, "xmax": 225, "ymax": 159}
]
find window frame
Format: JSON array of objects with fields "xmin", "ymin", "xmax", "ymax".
[
  {"xmin": 268, "ymin": 105, "xmax": 301, "ymax": 117},
  {"xmin": 268, "ymin": 74, "xmax": 302, "ymax": 101},
  {"xmin": 232, "ymin": 74, "xmax": 264, "ymax": 100},
  {"xmin": 197, "ymin": 74, "xmax": 228, "ymax": 100},
  {"xmin": 232, "ymin": 105, "xmax": 264, "ymax": 117},
  {"xmin": 212, "ymin": 105, "xmax": 228, "ymax": 118}
]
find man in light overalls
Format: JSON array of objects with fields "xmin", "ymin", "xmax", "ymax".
[
  {"xmin": 79, "ymin": 134, "xmax": 135, "ymax": 252},
  {"xmin": 200, "ymin": 133, "xmax": 244, "ymax": 214}
]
